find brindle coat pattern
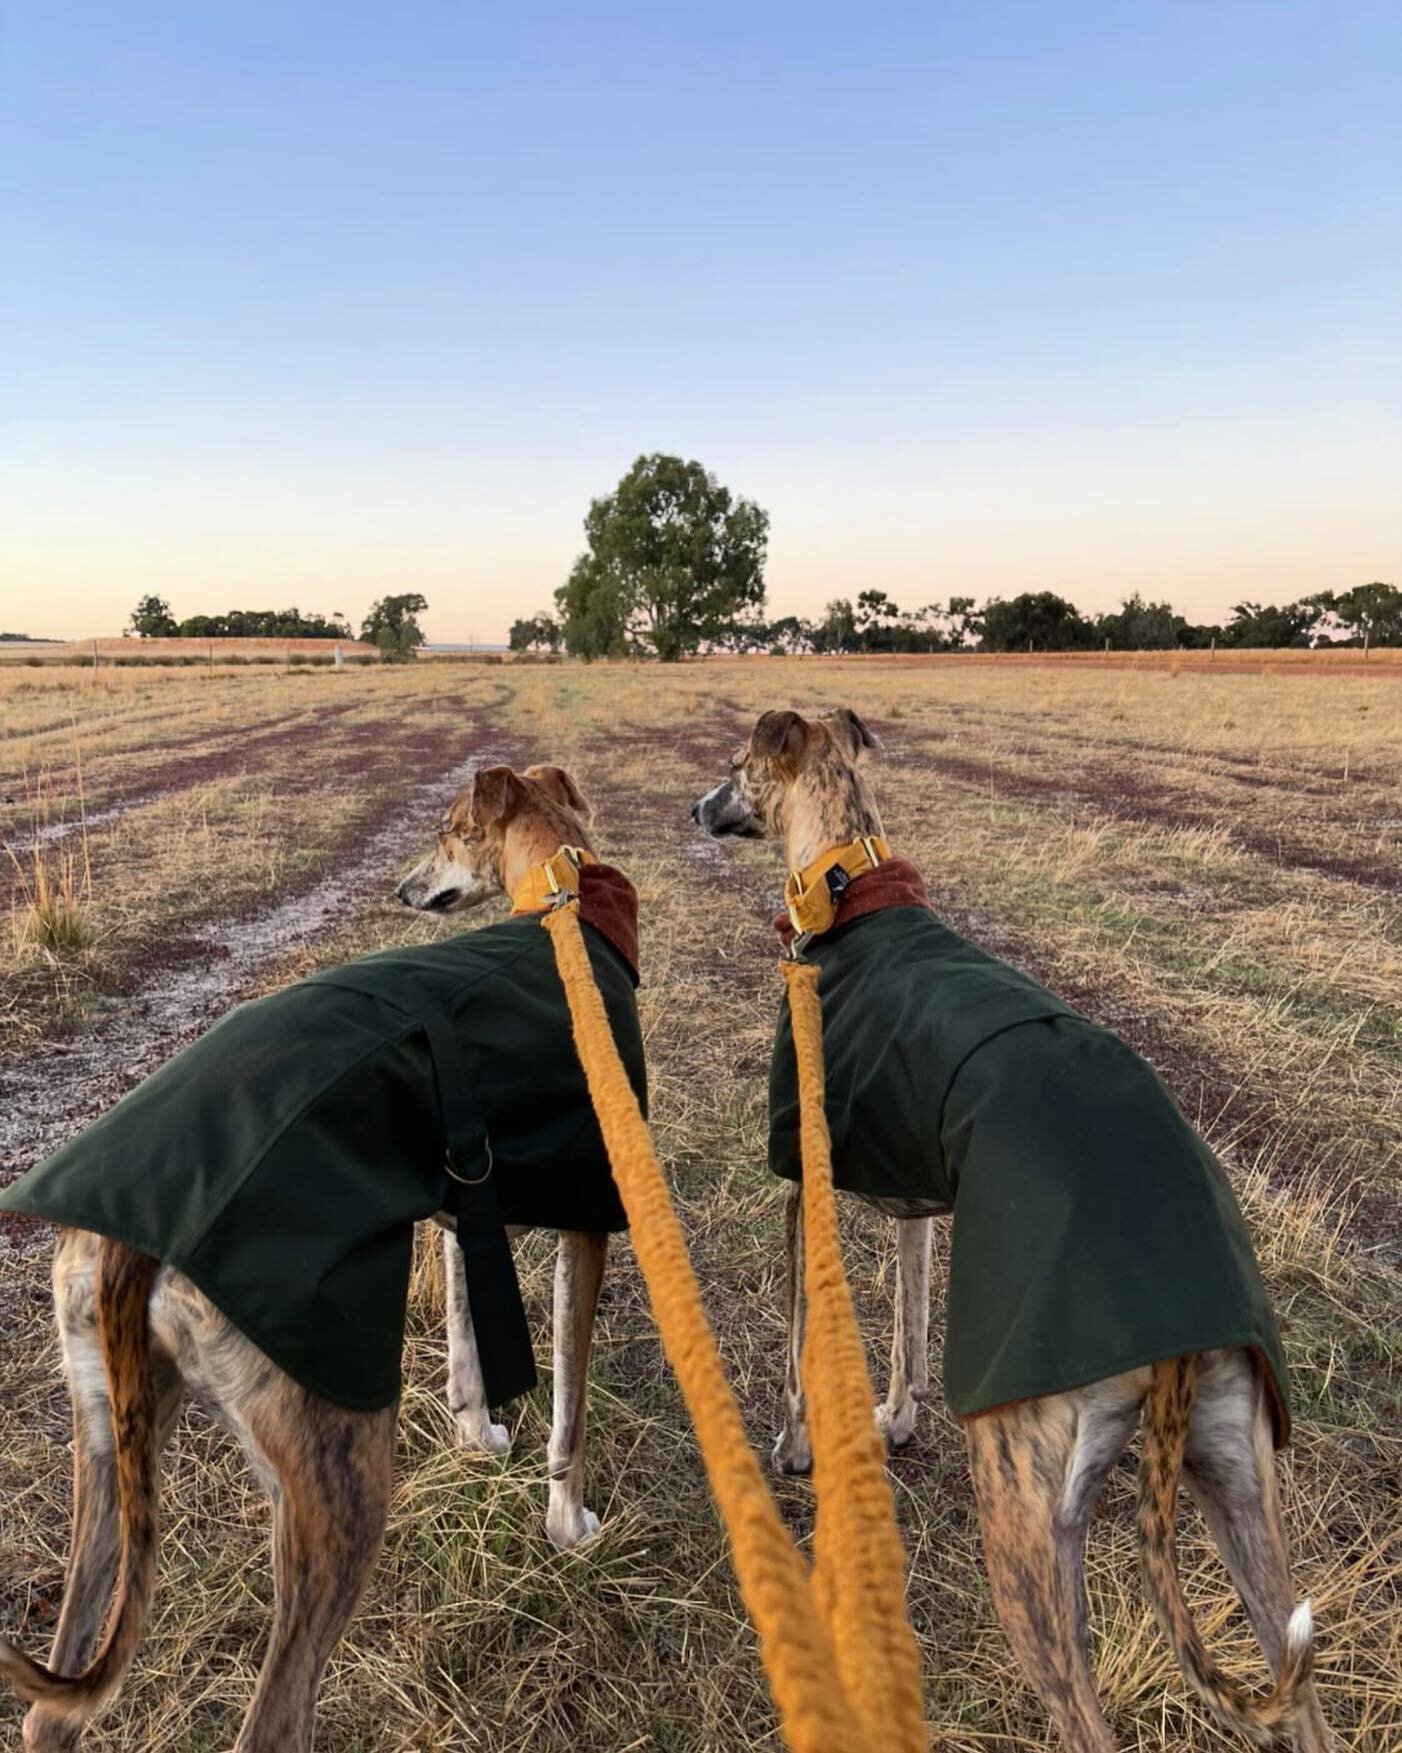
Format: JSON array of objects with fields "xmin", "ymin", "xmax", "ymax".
[
  {"xmin": 1, "ymin": 764, "xmax": 612, "ymax": 1750},
  {"xmin": 694, "ymin": 708, "xmax": 1332, "ymax": 1752}
]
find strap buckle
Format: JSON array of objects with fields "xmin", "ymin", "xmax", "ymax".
[{"xmin": 544, "ymin": 847, "xmax": 585, "ymax": 909}]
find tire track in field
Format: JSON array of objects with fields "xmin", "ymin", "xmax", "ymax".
[
  {"xmin": 883, "ymin": 731, "xmax": 1402, "ymax": 895},
  {"xmin": 0, "ymin": 697, "xmax": 523, "ymax": 1189}
]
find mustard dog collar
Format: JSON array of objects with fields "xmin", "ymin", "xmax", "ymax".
[
  {"xmin": 784, "ymin": 835, "xmax": 890, "ymax": 944},
  {"xmin": 510, "ymin": 846, "xmax": 597, "ymax": 915}
]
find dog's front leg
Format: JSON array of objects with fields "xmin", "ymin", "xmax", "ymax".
[
  {"xmin": 876, "ymin": 1215, "xmax": 932, "ymax": 1451},
  {"xmin": 442, "ymin": 1228, "xmax": 511, "ymax": 1455},
  {"xmin": 771, "ymin": 1179, "xmax": 812, "ymax": 1474},
  {"xmin": 545, "ymin": 1230, "xmax": 608, "ymax": 1548}
]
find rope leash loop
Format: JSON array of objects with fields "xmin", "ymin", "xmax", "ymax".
[{"xmin": 543, "ymin": 902, "xmax": 927, "ymax": 1752}]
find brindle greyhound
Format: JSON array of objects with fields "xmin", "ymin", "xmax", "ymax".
[
  {"xmin": 692, "ymin": 709, "xmax": 1332, "ymax": 1753},
  {"xmin": 1, "ymin": 765, "xmax": 613, "ymax": 1753}
]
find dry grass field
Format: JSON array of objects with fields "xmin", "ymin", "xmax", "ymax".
[{"xmin": 1, "ymin": 655, "xmax": 1398, "ymax": 1751}]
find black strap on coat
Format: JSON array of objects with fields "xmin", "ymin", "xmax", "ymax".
[
  {"xmin": 312, "ymin": 974, "xmax": 537, "ymax": 1410},
  {"xmin": 418, "ymin": 1000, "xmax": 537, "ymax": 1409}
]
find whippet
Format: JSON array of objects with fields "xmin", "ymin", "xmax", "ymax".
[
  {"xmin": 693, "ymin": 708, "xmax": 1332, "ymax": 1753},
  {"xmin": 0, "ymin": 763, "xmax": 641, "ymax": 1752}
]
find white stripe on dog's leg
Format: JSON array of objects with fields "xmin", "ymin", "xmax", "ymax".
[
  {"xmin": 443, "ymin": 1228, "xmax": 510, "ymax": 1455},
  {"xmin": 876, "ymin": 1215, "xmax": 932, "ymax": 1451},
  {"xmin": 545, "ymin": 1231, "xmax": 607, "ymax": 1549},
  {"xmin": 771, "ymin": 1181, "xmax": 813, "ymax": 1475}
]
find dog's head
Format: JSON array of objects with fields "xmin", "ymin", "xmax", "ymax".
[
  {"xmin": 691, "ymin": 707, "xmax": 883, "ymax": 861},
  {"xmin": 397, "ymin": 763, "xmax": 592, "ymax": 913}
]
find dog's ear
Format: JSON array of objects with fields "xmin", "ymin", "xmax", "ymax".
[
  {"xmin": 470, "ymin": 765, "xmax": 526, "ymax": 830},
  {"xmin": 824, "ymin": 707, "xmax": 882, "ymax": 760},
  {"xmin": 525, "ymin": 764, "xmax": 590, "ymax": 820},
  {"xmin": 750, "ymin": 709, "xmax": 810, "ymax": 768}
]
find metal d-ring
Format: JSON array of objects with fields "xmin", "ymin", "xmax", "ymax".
[{"xmin": 444, "ymin": 1137, "xmax": 494, "ymax": 1186}]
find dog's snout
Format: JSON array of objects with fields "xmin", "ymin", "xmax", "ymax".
[{"xmin": 690, "ymin": 800, "xmax": 703, "ymax": 825}]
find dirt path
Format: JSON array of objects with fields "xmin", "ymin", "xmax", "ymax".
[{"xmin": 0, "ymin": 732, "xmax": 522, "ymax": 1196}]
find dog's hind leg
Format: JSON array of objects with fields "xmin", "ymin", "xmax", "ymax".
[
  {"xmin": 875, "ymin": 1216, "xmax": 932, "ymax": 1451},
  {"xmin": 442, "ymin": 1227, "xmax": 511, "ymax": 1455},
  {"xmin": 1183, "ymin": 1349, "xmax": 1335, "ymax": 1752},
  {"xmin": 545, "ymin": 1230, "xmax": 608, "ymax": 1549},
  {"xmin": 230, "ymin": 1383, "xmax": 396, "ymax": 1753},
  {"xmin": 771, "ymin": 1180, "xmax": 812, "ymax": 1475},
  {"xmin": 968, "ymin": 1386, "xmax": 1138, "ymax": 1752}
]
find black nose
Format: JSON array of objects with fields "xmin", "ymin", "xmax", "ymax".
[{"xmin": 690, "ymin": 801, "xmax": 703, "ymax": 824}]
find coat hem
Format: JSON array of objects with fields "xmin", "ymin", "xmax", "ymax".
[{"xmin": 952, "ymin": 1330, "xmax": 1291, "ymax": 1448}]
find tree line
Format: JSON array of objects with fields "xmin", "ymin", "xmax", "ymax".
[
  {"xmin": 511, "ymin": 455, "xmax": 1399, "ymax": 657},
  {"xmin": 127, "ymin": 593, "xmax": 429, "ymax": 660}
]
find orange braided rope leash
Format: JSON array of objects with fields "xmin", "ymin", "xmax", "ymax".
[
  {"xmin": 544, "ymin": 905, "xmax": 927, "ymax": 1751},
  {"xmin": 783, "ymin": 958, "xmax": 928, "ymax": 1747}
]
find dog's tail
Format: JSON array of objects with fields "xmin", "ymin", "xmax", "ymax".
[
  {"xmin": 0, "ymin": 1238, "xmax": 161, "ymax": 1720},
  {"xmin": 1139, "ymin": 1355, "xmax": 1312, "ymax": 1746}
]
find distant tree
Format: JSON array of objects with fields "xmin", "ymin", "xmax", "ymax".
[
  {"xmin": 555, "ymin": 453, "xmax": 768, "ymax": 661},
  {"xmin": 508, "ymin": 612, "xmax": 562, "ymax": 653},
  {"xmin": 175, "ymin": 607, "xmax": 351, "ymax": 640},
  {"xmin": 980, "ymin": 592, "xmax": 1094, "ymax": 652},
  {"xmin": 1221, "ymin": 600, "xmax": 1314, "ymax": 648},
  {"xmin": 1094, "ymin": 593, "xmax": 1186, "ymax": 650},
  {"xmin": 127, "ymin": 594, "xmax": 178, "ymax": 638},
  {"xmin": 809, "ymin": 598, "xmax": 859, "ymax": 654},
  {"xmin": 361, "ymin": 593, "xmax": 428, "ymax": 661},
  {"xmin": 706, "ymin": 611, "xmax": 772, "ymax": 654},
  {"xmin": 1331, "ymin": 582, "xmax": 1401, "ymax": 647},
  {"xmin": 764, "ymin": 614, "xmax": 813, "ymax": 655},
  {"xmin": 855, "ymin": 589, "xmax": 900, "ymax": 651}
]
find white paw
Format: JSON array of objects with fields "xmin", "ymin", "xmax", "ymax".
[
  {"xmin": 772, "ymin": 1424, "xmax": 813, "ymax": 1476},
  {"xmin": 875, "ymin": 1399, "xmax": 918, "ymax": 1452},
  {"xmin": 454, "ymin": 1413, "xmax": 511, "ymax": 1456},
  {"xmin": 547, "ymin": 1505, "xmax": 601, "ymax": 1550}
]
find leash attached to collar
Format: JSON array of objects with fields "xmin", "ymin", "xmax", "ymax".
[
  {"xmin": 784, "ymin": 835, "xmax": 890, "ymax": 957},
  {"xmin": 510, "ymin": 846, "xmax": 597, "ymax": 916}
]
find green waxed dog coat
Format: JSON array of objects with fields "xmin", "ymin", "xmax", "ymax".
[
  {"xmin": 0, "ymin": 872, "xmax": 645, "ymax": 1413},
  {"xmin": 769, "ymin": 878, "xmax": 1290, "ymax": 1441}
]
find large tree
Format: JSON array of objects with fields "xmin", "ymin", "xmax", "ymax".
[
  {"xmin": 980, "ymin": 592, "xmax": 1094, "ymax": 652},
  {"xmin": 556, "ymin": 454, "xmax": 768, "ymax": 661},
  {"xmin": 508, "ymin": 611, "xmax": 562, "ymax": 653},
  {"xmin": 361, "ymin": 593, "xmax": 428, "ymax": 661},
  {"xmin": 127, "ymin": 594, "xmax": 178, "ymax": 638},
  {"xmin": 1094, "ymin": 593, "xmax": 1186, "ymax": 650},
  {"xmin": 1221, "ymin": 600, "xmax": 1314, "ymax": 648},
  {"xmin": 1331, "ymin": 581, "xmax": 1401, "ymax": 647}
]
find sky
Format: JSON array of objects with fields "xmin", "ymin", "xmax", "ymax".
[{"xmin": 2, "ymin": 2, "xmax": 1399, "ymax": 644}]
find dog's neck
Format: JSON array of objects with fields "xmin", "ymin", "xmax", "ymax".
[
  {"xmin": 499, "ymin": 820, "xmax": 596, "ymax": 906},
  {"xmin": 509, "ymin": 844, "xmax": 597, "ymax": 915},
  {"xmin": 780, "ymin": 777, "xmax": 885, "ymax": 874}
]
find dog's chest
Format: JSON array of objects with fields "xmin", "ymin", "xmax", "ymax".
[{"xmin": 768, "ymin": 906, "xmax": 1076, "ymax": 1204}]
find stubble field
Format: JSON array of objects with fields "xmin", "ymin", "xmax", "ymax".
[{"xmin": 1, "ymin": 655, "xmax": 1398, "ymax": 1750}]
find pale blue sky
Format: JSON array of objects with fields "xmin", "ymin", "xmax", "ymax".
[{"xmin": 3, "ymin": 2, "xmax": 1398, "ymax": 641}]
